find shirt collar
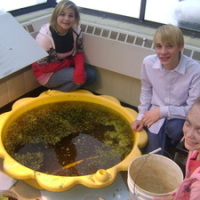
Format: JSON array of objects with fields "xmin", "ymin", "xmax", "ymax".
[{"xmin": 153, "ymin": 53, "xmax": 186, "ymax": 74}]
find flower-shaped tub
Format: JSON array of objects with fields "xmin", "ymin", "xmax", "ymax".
[{"xmin": 0, "ymin": 90, "xmax": 147, "ymax": 192}]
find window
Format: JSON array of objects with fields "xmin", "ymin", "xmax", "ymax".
[
  {"xmin": 1, "ymin": 0, "xmax": 200, "ymax": 33},
  {"xmin": 57, "ymin": 0, "xmax": 200, "ymax": 33},
  {"xmin": 0, "ymin": 0, "xmax": 47, "ymax": 12},
  {"xmin": 58, "ymin": 0, "xmax": 141, "ymax": 18},
  {"xmin": 145, "ymin": 0, "xmax": 200, "ymax": 32},
  {"xmin": 145, "ymin": 0, "xmax": 178, "ymax": 25}
]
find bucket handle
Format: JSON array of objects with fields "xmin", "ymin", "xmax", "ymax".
[{"xmin": 133, "ymin": 147, "xmax": 162, "ymax": 199}]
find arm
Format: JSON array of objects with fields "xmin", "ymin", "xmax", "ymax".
[
  {"xmin": 72, "ymin": 52, "xmax": 86, "ymax": 84},
  {"xmin": 154, "ymin": 181, "xmax": 200, "ymax": 200},
  {"xmin": 171, "ymin": 178, "xmax": 200, "ymax": 200},
  {"xmin": 179, "ymin": 151, "xmax": 200, "ymax": 200},
  {"xmin": 32, "ymin": 48, "xmax": 74, "ymax": 76},
  {"xmin": 161, "ymin": 72, "xmax": 200, "ymax": 120},
  {"xmin": 32, "ymin": 59, "xmax": 74, "ymax": 73},
  {"xmin": 138, "ymin": 61, "xmax": 153, "ymax": 119},
  {"xmin": 131, "ymin": 61, "xmax": 154, "ymax": 131},
  {"xmin": 71, "ymin": 28, "xmax": 86, "ymax": 84},
  {"xmin": 188, "ymin": 180, "xmax": 200, "ymax": 200}
]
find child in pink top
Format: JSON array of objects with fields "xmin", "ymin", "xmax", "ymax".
[
  {"xmin": 32, "ymin": 0, "xmax": 96, "ymax": 91},
  {"xmin": 156, "ymin": 97, "xmax": 200, "ymax": 199}
]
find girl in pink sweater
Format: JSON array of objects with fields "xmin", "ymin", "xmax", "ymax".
[
  {"xmin": 32, "ymin": 0, "xmax": 96, "ymax": 91},
  {"xmin": 156, "ymin": 97, "xmax": 200, "ymax": 199}
]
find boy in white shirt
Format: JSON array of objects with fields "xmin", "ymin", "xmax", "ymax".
[{"xmin": 131, "ymin": 24, "xmax": 200, "ymax": 156}]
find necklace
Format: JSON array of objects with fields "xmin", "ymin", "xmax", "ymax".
[{"xmin": 54, "ymin": 28, "xmax": 69, "ymax": 36}]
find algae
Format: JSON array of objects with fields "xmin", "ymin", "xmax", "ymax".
[
  {"xmin": 4, "ymin": 101, "xmax": 133, "ymax": 176},
  {"xmin": 0, "ymin": 196, "xmax": 8, "ymax": 200}
]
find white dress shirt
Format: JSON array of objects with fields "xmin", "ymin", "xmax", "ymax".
[{"xmin": 137, "ymin": 53, "xmax": 200, "ymax": 134}]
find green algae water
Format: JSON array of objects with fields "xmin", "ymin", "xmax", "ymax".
[{"xmin": 4, "ymin": 101, "xmax": 133, "ymax": 176}]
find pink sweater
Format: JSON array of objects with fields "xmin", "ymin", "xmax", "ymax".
[
  {"xmin": 32, "ymin": 23, "xmax": 85, "ymax": 85},
  {"xmin": 173, "ymin": 150, "xmax": 200, "ymax": 200}
]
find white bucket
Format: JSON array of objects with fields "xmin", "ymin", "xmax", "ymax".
[{"xmin": 127, "ymin": 154, "xmax": 183, "ymax": 200}]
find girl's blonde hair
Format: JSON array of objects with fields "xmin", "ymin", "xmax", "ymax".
[
  {"xmin": 50, "ymin": 0, "xmax": 80, "ymax": 29},
  {"xmin": 153, "ymin": 24, "xmax": 184, "ymax": 47}
]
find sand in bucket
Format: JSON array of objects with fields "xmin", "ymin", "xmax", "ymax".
[{"xmin": 127, "ymin": 154, "xmax": 183, "ymax": 200}]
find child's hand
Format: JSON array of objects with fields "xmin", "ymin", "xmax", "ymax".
[
  {"xmin": 131, "ymin": 120, "xmax": 144, "ymax": 131},
  {"xmin": 141, "ymin": 107, "xmax": 160, "ymax": 128}
]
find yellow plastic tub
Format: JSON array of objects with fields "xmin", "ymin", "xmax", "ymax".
[{"xmin": 0, "ymin": 90, "xmax": 147, "ymax": 192}]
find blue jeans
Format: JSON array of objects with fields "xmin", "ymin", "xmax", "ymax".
[
  {"xmin": 44, "ymin": 65, "xmax": 96, "ymax": 92},
  {"xmin": 144, "ymin": 119, "xmax": 185, "ymax": 156}
]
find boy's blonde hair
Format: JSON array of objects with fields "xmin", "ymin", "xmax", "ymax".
[
  {"xmin": 153, "ymin": 24, "xmax": 184, "ymax": 47},
  {"xmin": 50, "ymin": 0, "xmax": 80, "ymax": 29}
]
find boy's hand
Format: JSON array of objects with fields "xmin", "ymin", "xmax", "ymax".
[
  {"xmin": 131, "ymin": 120, "xmax": 144, "ymax": 131},
  {"xmin": 142, "ymin": 107, "xmax": 160, "ymax": 128}
]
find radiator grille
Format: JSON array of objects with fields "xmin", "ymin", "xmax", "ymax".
[
  {"xmin": 81, "ymin": 22, "xmax": 200, "ymax": 62},
  {"xmin": 22, "ymin": 18, "xmax": 200, "ymax": 62}
]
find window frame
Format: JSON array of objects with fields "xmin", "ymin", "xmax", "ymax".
[
  {"xmin": 7, "ymin": 0, "xmax": 200, "ymax": 38},
  {"xmin": 9, "ymin": 0, "xmax": 56, "ymax": 16}
]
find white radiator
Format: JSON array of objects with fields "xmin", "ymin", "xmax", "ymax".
[
  {"xmin": 80, "ymin": 21, "xmax": 200, "ymax": 80},
  {"xmin": 81, "ymin": 21, "xmax": 154, "ymax": 80}
]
